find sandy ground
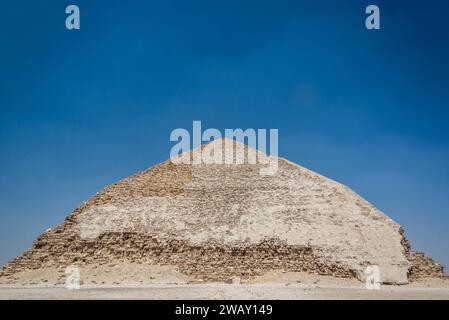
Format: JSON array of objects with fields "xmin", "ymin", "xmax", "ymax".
[
  {"xmin": 1, "ymin": 284, "xmax": 449, "ymax": 300},
  {"xmin": 1, "ymin": 264, "xmax": 448, "ymax": 299}
]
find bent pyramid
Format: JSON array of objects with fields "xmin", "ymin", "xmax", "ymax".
[{"xmin": 0, "ymin": 139, "xmax": 445, "ymax": 284}]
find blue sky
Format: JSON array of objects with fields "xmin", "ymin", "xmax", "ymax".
[{"xmin": 1, "ymin": 0, "xmax": 449, "ymax": 269}]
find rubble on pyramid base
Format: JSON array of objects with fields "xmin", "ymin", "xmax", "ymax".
[{"xmin": 0, "ymin": 231, "xmax": 446, "ymax": 284}]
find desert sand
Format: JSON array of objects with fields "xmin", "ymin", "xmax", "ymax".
[{"xmin": 1, "ymin": 264, "xmax": 448, "ymax": 299}]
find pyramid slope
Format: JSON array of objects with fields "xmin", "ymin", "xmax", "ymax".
[{"xmin": 1, "ymin": 139, "xmax": 446, "ymax": 284}]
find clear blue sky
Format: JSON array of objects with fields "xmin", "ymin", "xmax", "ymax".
[{"xmin": 1, "ymin": 0, "xmax": 448, "ymax": 269}]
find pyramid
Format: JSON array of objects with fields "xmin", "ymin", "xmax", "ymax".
[{"xmin": 0, "ymin": 139, "xmax": 446, "ymax": 284}]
